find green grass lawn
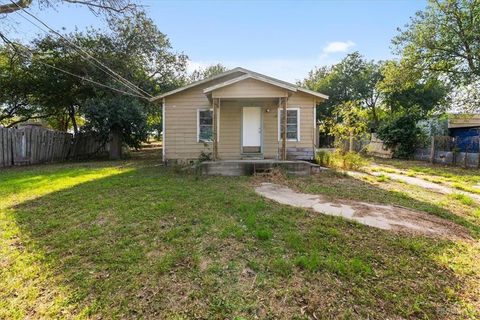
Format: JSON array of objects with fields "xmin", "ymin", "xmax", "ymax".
[
  {"xmin": 1, "ymin": 151, "xmax": 479, "ymax": 319},
  {"xmin": 371, "ymin": 158, "xmax": 480, "ymax": 195}
]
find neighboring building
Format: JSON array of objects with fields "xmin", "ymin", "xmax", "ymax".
[
  {"xmin": 151, "ymin": 67, "xmax": 328, "ymax": 163},
  {"xmin": 448, "ymin": 114, "xmax": 480, "ymax": 152}
]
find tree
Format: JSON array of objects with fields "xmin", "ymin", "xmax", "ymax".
[
  {"xmin": 375, "ymin": 61, "xmax": 447, "ymax": 158},
  {"xmin": 376, "ymin": 114, "xmax": 423, "ymax": 159},
  {"xmin": 1, "ymin": 10, "xmax": 188, "ymax": 159},
  {"xmin": 83, "ymin": 95, "xmax": 148, "ymax": 159},
  {"xmin": 378, "ymin": 61, "xmax": 447, "ymax": 119},
  {"xmin": 29, "ymin": 34, "xmax": 98, "ymax": 133},
  {"xmin": 0, "ymin": 44, "xmax": 42, "ymax": 126},
  {"xmin": 77, "ymin": 12, "xmax": 187, "ymax": 159},
  {"xmin": 323, "ymin": 101, "xmax": 369, "ymax": 152},
  {"xmin": 0, "ymin": 0, "xmax": 135, "ymax": 15},
  {"xmin": 301, "ymin": 52, "xmax": 384, "ymax": 128},
  {"xmin": 393, "ymin": 0, "xmax": 480, "ymax": 110},
  {"xmin": 189, "ymin": 63, "xmax": 227, "ymax": 82}
]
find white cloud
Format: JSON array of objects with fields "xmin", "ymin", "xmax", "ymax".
[{"xmin": 322, "ymin": 41, "xmax": 355, "ymax": 54}]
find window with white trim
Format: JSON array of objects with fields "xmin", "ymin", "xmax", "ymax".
[
  {"xmin": 278, "ymin": 108, "xmax": 300, "ymax": 141},
  {"xmin": 198, "ymin": 109, "xmax": 213, "ymax": 142}
]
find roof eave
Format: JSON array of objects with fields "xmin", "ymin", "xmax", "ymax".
[
  {"xmin": 203, "ymin": 74, "xmax": 297, "ymax": 94},
  {"xmin": 297, "ymin": 88, "xmax": 329, "ymax": 100},
  {"xmin": 150, "ymin": 67, "xmax": 248, "ymax": 102}
]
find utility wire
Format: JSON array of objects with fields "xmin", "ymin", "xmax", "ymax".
[
  {"xmin": 0, "ymin": 31, "xmax": 149, "ymax": 99},
  {"xmin": 9, "ymin": 0, "xmax": 153, "ymax": 99}
]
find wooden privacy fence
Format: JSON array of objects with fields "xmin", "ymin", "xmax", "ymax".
[{"xmin": 0, "ymin": 126, "xmax": 107, "ymax": 168}]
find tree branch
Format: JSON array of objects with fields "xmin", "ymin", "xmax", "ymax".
[
  {"xmin": 65, "ymin": 0, "xmax": 135, "ymax": 13},
  {"xmin": 0, "ymin": 0, "xmax": 32, "ymax": 14},
  {"xmin": 0, "ymin": 0, "xmax": 135, "ymax": 15}
]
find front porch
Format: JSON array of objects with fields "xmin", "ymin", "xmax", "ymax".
[
  {"xmin": 200, "ymin": 159, "xmax": 322, "ymax": 176},
  {"xmin": 204, "ymin": 74, "xmax": 299, "ymax": 161}
]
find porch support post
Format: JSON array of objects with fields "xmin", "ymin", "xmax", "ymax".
[
  {"xmin": 282, "ymin": 96, "xmax": 287, "ymax": 160},
  {"xmin": 212, "ymin": 98, "xmax": 219, "ymax": 160}
]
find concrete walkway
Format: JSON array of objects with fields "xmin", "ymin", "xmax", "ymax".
[
  {"xmin": 255, "ymin": 183, "xmax": 470, "ymax": 239},
  {"xmin": 350, "ymin": 170, "xmax": 480, "ymax": 202}
]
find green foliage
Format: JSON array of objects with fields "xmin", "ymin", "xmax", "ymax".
[
  {"xmin": 316, "ymin": 150, "xmax": 368, "ymax": 170},
  {"xmin": 315, "ymin": 150, "xmax": 332, "ymax": 167},
  {"xmin": 190, "ymin": 63, "xmax": 227, "ymax": 82},
  {"xmin": 323, "ymin": 101, "xmax": 370, "ymax": 145},
  {"xmin": 450, "ymin": 193, "xmax": 474, "ymax": 206},
  {"xmin": 83, "ymin": 95, "xmax": 148, "ymax": 149},
  {"xmin": 338, "ymin": 151, "xmax": 369, "ymax": 170},
  {"xmin": 376, "ymin": 114, "xmax": 422, "ymax": 158},
  {"xmin": 0, "ymin": 11, "xmax": 187, "ymax": 137},
  {"xmin": 393, "ymin": 0, "xmax": 480, "ymax": 84},
  {"xmin": 301, "ymin": 52, "xmax": 384, "ymax": 127},
  {"xmin": 378, "ymin": 61, "xmax": 447, "ymax": 118},
  {"xmin": 0, "ymin": 45, "xmax": 41, "ymax": 127}
]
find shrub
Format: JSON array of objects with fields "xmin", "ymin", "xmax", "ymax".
[
  {"xmin": 340, "ymin": 152, "xmax": 369, "ymax": 170},
  {"xmin": 376, "ymin": 114, "xmax": 422, "ymax": 158},
  {"xmin": 316, "ymin": 150, "xmax": 369, "ymax": 170},
  {"xmin": 315, "ymin": 150, "xmax": 332, "ymax": 166},
  {"xmin": 198, "ymin": 150, "xmax": 212, "ymax": 162}
]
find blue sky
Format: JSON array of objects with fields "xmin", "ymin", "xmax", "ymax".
[{"xmin": 2, "ymin": 0, "xmax": 427, "ymax": 82}]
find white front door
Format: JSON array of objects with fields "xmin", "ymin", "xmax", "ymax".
[{"xmin": 242, "ymin": 107, "xmax": 262, "ymax": 153}]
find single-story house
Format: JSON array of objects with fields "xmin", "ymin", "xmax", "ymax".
[{"xmin": 151, "ymin": 67, "xmax": 328, "ymax": 163}]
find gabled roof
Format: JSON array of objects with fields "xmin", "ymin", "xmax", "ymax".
[
  {"xmin": 150, "ymin": 67, "xmax": 328, "ymax": 101},
  {"xmin": 203, "ymin": 73, "xmax": 297, "ymax": 94}
]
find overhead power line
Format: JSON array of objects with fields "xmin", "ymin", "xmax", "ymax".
[
  {"xmin": 9, "ymin": 0, "xmax": 153, "ymax": 99},
  {"xmin": 0, "ymin": 31, "xmax": 149, "ymax": 100}
]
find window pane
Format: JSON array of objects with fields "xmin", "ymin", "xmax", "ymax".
[
  {"xmin": 280, "ymin": 109, "xmax": 298, "ymax": 140},
  {"xmin": 199, "ymin": 110, "xmax": 213, "ymax": 141},
  {"xmin": 199, "ymin": 110, "xmax": 213, "ymax": 125},
  {"xmin": 199, "ymin": 125, "xmax": 212, "ymax": 141},
  {"xmin": 287, "ymin": 125, "xmax": 297, "ymax": 133},
  {"xmin": 287, "ymin": 131, "xmax": 297, "ymax": 139}
]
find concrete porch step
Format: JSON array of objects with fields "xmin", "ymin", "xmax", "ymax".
[
  {"xmin": 241, "ymin": 153, "xmax": 264, "ymax": 160},
  {"xmin": 200, "ymin": 160, "xmax": 322, "ymax": 176}
]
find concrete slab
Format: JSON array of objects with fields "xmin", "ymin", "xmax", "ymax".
[{"xmin": 200, "ymin": 160, "xmax": 321, "ymax": 176}]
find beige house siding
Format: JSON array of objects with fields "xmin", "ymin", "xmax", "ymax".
[
  {"xmin": 212, "ymin": 78, "xmax": 289, "ymax": 99},
  {"xmin": 218, "ymin": 102, "xmax": 241, "ymax": 160},
  {"xmin": 263, "ymin": 92, "xmax": 315, "ymax": 158},
  {"xmin": 164, "ymin": 78, "xmax": 317, "ymax": 162},
  {"xmin": 163, "ymin": 74, "xmax": 242, "ymax": 162}
]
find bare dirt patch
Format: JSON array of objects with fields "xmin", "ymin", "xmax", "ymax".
[{"xmin": 255, "ymin": 182, "xmax": 471, "ymax": 240}]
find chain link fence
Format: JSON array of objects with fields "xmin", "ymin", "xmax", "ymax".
[{"xmin": 414, "ymin": 135, "xmax": 480, "ymax": 168}]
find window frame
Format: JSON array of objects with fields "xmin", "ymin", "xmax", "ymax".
[
  {"xmin": 197, "ymin": 108, "xmax": 213, "ymax": 143},
  {"xmin": 197, "ymin": 108, "xmax": 220, "ymax": 143},
  {"xmin": 278, "ymin": 107, "xmax": 301, "ymax": 142}
]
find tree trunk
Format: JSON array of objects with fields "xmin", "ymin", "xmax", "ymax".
[
  {"xmin": 109, "ymin": 127, "xmax": 122, "ymax": 160},
  {"xmin": 370, "ymin": 105, "xmax": 379, "ymax": 129},
  {"xmin": 349, "ymin": 131, "xmax": 354, "ymax": 152},
  {"xmin": 69, "ymin": 105, "xmax": 78, "ymax": 135}
]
